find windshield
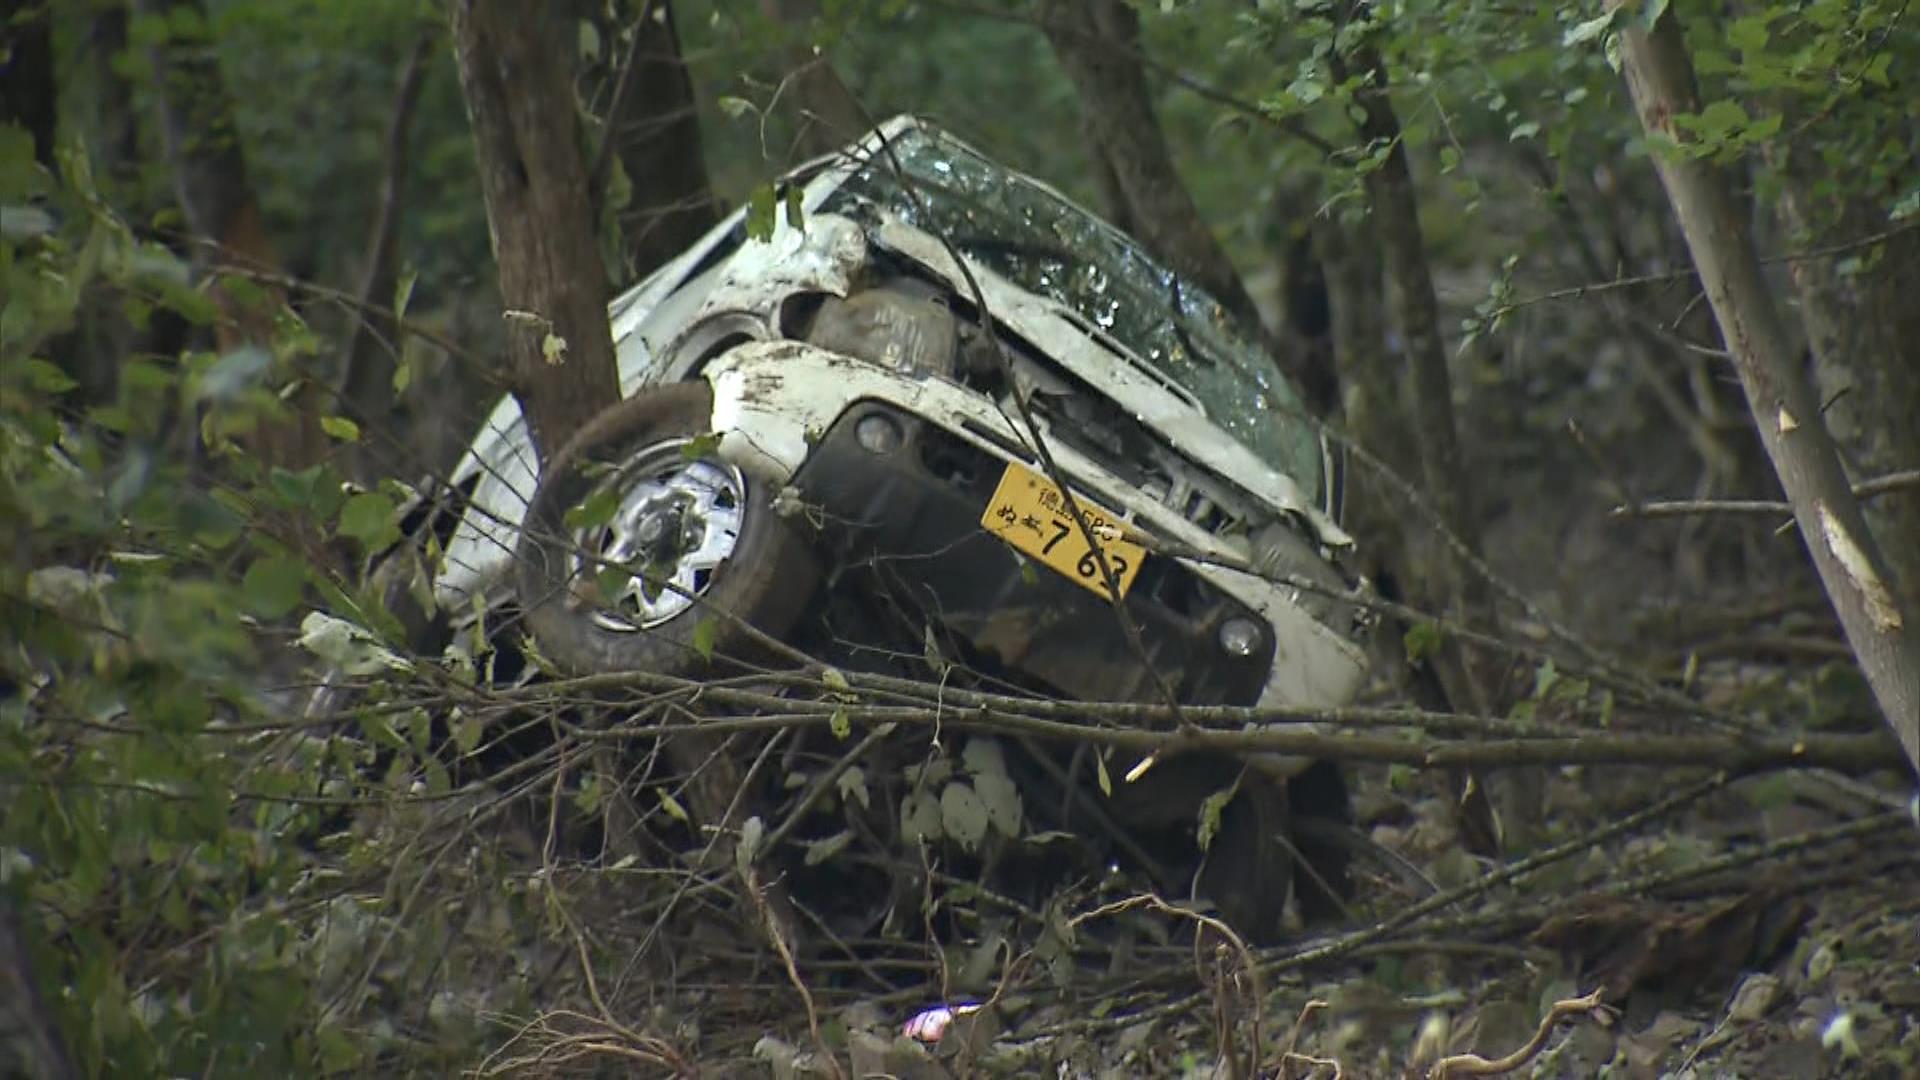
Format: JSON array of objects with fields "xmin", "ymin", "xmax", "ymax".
[{"xmin": 822, "ymin": 125, "xmax": 1323, "ymax": 503}]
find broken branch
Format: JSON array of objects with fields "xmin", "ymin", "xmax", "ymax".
[
  {"xmin": 1613, "ymin": 469, "xmax": 1920, "ymax": 520},
  {"xmin": 1428, "ymin": 989, "xmax": 1611, "ymax": 1078}
]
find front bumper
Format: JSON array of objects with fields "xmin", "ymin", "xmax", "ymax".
[
  {"xmin": 703, "ymin": 341, "xmax": 1368, "ymax": 713},
  {"xmin": 795, "ymin": 403, "xmax": 1271, "ymax": 705}
]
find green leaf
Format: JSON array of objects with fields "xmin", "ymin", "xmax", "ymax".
[
  {"xmin": 803, "ymin": 830, "xmax": 853, "ymax": 866},
  {"xmin": 658, "ymin": 790, "xmax": 690, "ymax": 824},
  {"xmin": 679, "ymin": 432, "xmax": 723, "ymax": 461},
  {"xmin": 900, "ymin": 790, "xmax": 943, "ymax": 843},
  {"xmin": 829, "ymin": 706, "xmax": 850, "ymax": 740},
  {"xmin": 1725, "ymin": 13, "xmax": 1772, "ymax": 54},
  {"xmin": 0, "ymin": 125, "xmax": 40, "ymax": 200},
  {"xmin": 451, "ymin": 711, "xmax": 485, "ymax": 756},
  {"xmin": 193, "ymin": 345, "xmax": 274, "ymax": 402},
  {"xmin": 1509, "ymin": 121, "xmax": 1541, "ymax": 142},
  {"xmin": 962, "ymin": 737, "xmax": 1009, "ymax": 778},
  {"xmin": 784, "ymin": 185, "xmax": 805, "ymax": 233},
  {"xmin": 820, "ymin": 666, "xmax": 855, "ymax": 700},
  {"xmin": 595, "ymin": 565, "xmax": 632, "ymax": 603},
  {"xmin": 564, "ymin": 487, "xmax": 621, "ymax": 531},
  {"xmin": 1563, "ymin": 13, "xmax": 1612, "ymax": 47},
  {"xmin": 319, "ymin": 415, "xmax": 360, "ymax": 442},
  {"xmin": 393, "ymin": 266, "xmax": 417, "ymax": 320},
  {"xmin": 299, "ymin": 612, "xmax": 411, "ymax": 676},
  {"xmin": 1094, "ymin": 750, "xmax": 1112, "ymax": 797},
  {"xmin": 940, "ymin": 782, "xmax": 990, "ymax": 851},
  {"xmin": 20, "ymin": 359, "xmax": 79, "ymax": 394},
  {"xmin": 745, "ymin": 184, "xmax": 778, "ymax": 242},
  {"xmin": 337, "ymin": 492, "xmax": 399, "ymax": 551},
  {"xmin": 717, "ymin": 95, "xmax": 754, "ymax": 119},
  {"xmin": 973, "ymin": 770, "xmax": 1023, "ymax": 837},
  {"xmin": 242, "ymin": 555, "xmax": 307, "ymax": 619},
  {"xmin": 1196, "ymin": 784, "xmax": 1236, "ymax": 852},
  {"xmin": 691, "ymin": 616, "xmax": 717, "ymax": 662},
  {"xmin": 541, "ymin": 332, "xmax": 567, "ymax": 365},
  {"xmin": 1403, "ymin": 621, "xmax": 1444, "ymax": 663},
  {"xmin": 736, "ymin": 815, "xmax": 764, "ymax": 875},
  {"xmin": 1532, "ymin": 658, "xmax": 1559, "ymax": 700},
  {"xmin": 1641, "ymin": 0, "xmax": 1670, "ymax": 30},
  {"xmin": 837, "ymin": 765, "xmax": 870, "ymax": 810}
]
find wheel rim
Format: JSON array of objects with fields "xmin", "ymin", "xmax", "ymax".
[{"xmin": 572, "ymin": 437, "xmax": 746, "ymax": 632}]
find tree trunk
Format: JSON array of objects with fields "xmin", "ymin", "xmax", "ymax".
[
  {"xmin": 1772, "ymin": 158, "xmax": 1920, "ymax": 608},
  {"xmin": 1, "ymin": 0, "xmax": 57, "ymax": 172},
  {"xmin": 138, "ymin": 0, "xmax": 274, "ymax": 274},
  {"xmin": 1335, "ymin": 44, "xmax": 1490, "ymax": 643},
  {"xmin": 0, "ymin": 893, "xmax": 75, "ymax": 1080},
  {"xmin": 1618, "ymin": 8, "xmax": 1920, "ymax": 776},
  {"xmin": 1330, "ymin": 39, "xmax": 1509, "ymax": 850},
  {"xmin": 587, "ymin": 0, "xmax": 721, "ymax": 280},
  {"xmin": 339, "ymin": 29, "xmax": 435, "ymax": 464},
  {"xmin": 138, "ymin": 0, "xmax": 323, "ymax": 469},
  {"xmin": 448, "ymin": 0, "xmax": 621, "ymax": 463},
  {"xmin": 1036, "ymin": 2, "xmax": 1266, "ymax": 330}
]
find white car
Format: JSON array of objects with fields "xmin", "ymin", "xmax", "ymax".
[{"xmin": 422, "ymin": 116, "xmax": 1371, "ymax": 936}]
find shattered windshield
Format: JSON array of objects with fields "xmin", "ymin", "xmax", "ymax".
[{"xmin": 822, "ymin": 125, "xmax": 1323, "ymax": 503}]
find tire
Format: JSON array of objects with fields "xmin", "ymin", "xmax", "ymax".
[{"xmin": 515, "ymin": 382, "xmax": 819, "ymax": 676}]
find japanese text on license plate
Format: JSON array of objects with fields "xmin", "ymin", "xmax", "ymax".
[{"xmin": 980, "ymin": 461, "xmax": 1146, "ymax": 599}]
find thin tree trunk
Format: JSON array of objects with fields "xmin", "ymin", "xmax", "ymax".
[
  {"xmin": 448, "ymin": 0, "xmax": 621, "ymax": 463},
  {"xmin": 1039, "ymin": 0, "xmax": 1343, "ymax": 415},
  {"xmin": 1, "ymin": 0, "xmax": 57, "ymax": 171},
  {"xmin": 1036, "ymin": 1, "xmax": 1266, "ymax": 332},
  {"xmin": 0, "ymin": 894, "xmax": 76, "ymax": 1080},
  {"xmin": 1618, "ymin": 8, "xmax": 1920, "ymax": 775},
  {"xmin": 758, "ymin": 0, "xmax": 867, "ymax": 161},
  {"xmin": 1772, "ymin": 161, "xmax": 1920, "ymax": 607},
  {"xmin": 138, "ymin": 0, "xmax": 323, "ymax": 469},
  {"xmin": 339, "ymin": 30, "xmax": 435, "ymax": 468},
  {"xmin": 1334, "ymin": 44, "xmax": 1490, "ymax": 642},
  {"xmin": 1330, "ymin": 38, "xmax": 1509, "ymax": 850},
  {"xmin": 587, "ymin": 0, "xmax": 721, "ymax": 280}
]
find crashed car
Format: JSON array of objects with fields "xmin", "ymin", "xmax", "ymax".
[{"xmin": 427, "ymin": 116, "xmax": 1371, "ymax": 937}]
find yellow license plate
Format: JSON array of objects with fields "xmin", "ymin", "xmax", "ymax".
[{"xmin": 981, "ymin": 461, "xmax": 1146, "ymax": 599}]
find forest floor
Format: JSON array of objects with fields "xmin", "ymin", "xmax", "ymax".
[
  {"xmin": 716, "ymin": 756, "xmax": 1919, "ymax": 1078},
  {"xmin": 651, "ymin": 414, "xmax": 1918, "ymax": 1076}
]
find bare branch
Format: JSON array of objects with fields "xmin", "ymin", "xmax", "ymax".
[{"xmin": 1429, "ymin": 989, "xmax": 1612, "ymax": 1078}]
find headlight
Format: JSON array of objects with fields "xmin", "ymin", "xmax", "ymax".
[
  {"xmin": 854, "ymin": 412, "xmax": 904, "ymax": 454},
  {"xmin": 1218, "ymin": 616, "xmax": 1264, "ymax": 658}
]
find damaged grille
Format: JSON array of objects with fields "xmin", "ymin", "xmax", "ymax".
[{"xmin": 793, "ymin": 405, "xmax": 1273, "ymax": 707}]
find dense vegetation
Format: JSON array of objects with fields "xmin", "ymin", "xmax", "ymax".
[{"xmin": 4, "ymin": 0, "xmax": 1917, "ymax": 1075}]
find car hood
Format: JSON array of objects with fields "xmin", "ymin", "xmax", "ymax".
[{"xmin": 862, "ymin": 213, "xmax": 1352, "ymax": 550}]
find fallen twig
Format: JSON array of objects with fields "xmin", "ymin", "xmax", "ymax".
[
  {"xmin": 1065, "ymin": 895, "xmax": 1263, "ymax": 1078},
  {"xmin": 1278, "ymin": 999, "xmax": 1332, "ymax": 1080},
  {"xmin": 1428, "ymin": 988, "xmax": 1612, "ymax": 1078},
  {"xmin": 743, "ymin": 842, "xmax": 845, "ymax": 1080}
]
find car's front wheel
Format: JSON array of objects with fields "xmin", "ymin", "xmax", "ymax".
[{"xmin": 516, "ymin": 382, "xmax": 818, "ymax": 676}]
